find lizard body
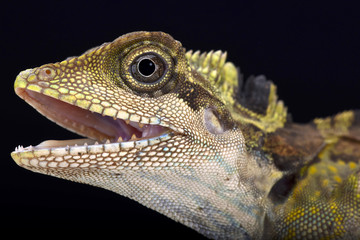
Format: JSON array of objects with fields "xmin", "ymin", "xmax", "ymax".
[{"xmin": 11, "ymin": 32, "xmax": 360, "ymax": 239}]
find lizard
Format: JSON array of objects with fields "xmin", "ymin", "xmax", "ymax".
[{"xmin": 11, "ymin": 31, "xmax": 360, "ymax": 239}]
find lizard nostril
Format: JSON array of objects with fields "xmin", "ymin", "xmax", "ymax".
[{"xmin": 38, "ymin": 67, "xmax": 56, "ymax": 81}]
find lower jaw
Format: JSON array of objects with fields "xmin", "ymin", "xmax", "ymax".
[
  {"xmin": 11, "ymin": 132, "xmax": 174, "ymax": 169},
  {"xmin": 14, "ymin": 132, "xmax": 172, "ymax": 159}
]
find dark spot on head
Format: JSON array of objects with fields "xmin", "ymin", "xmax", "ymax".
[{"xmin": 176, "ymin": 81, "xmax": 202, "ymax": 111}]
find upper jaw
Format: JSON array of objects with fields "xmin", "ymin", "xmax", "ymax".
[{"xmin": 13, "ymin": 69, "xmax": 182, "ymax": 152}]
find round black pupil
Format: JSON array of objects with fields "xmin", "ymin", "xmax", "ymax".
[{"xmin": 138, "ymin": 58, "xmax": 155, "ymax": 76}]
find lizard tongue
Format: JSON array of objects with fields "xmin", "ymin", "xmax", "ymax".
[
  {"xmin": 128, "ymin": 121, "xmax": 167, "ymax": 138},
  {"xmin": 98, "ymin": 115, "xmax": 141, "ymax": 142},
  {"xmin": 141, "ymin": 125, "xmax": 167, "ymax": 138},
  {"xmin": 95, "ymin": 116, "xmax": 167, "ymax": 142}
]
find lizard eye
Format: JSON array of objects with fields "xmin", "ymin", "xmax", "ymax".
[
  {"xmin": 119, "ymin": 47, "xmax": 175, "ymax": 94},
  {"xmin": 137, "ymin": 58, "xmax": 156, "ymax": 76},
  {"xmin": 131, "ymin": 53, "xmax": 167, "ymax": 83}
]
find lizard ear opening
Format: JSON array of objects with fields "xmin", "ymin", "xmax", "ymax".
[{"xmin": 204, "ymin": 107, "xmax": 226, "ymax": 135}]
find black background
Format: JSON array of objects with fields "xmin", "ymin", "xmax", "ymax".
[{"xmin": 2, "ymin": 0, "xmax": 359, "ymax": 238}]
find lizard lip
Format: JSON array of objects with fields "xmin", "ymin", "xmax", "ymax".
[{"xmin": 15, "ymin": 88, "xmax": 169, "ymax": 149}]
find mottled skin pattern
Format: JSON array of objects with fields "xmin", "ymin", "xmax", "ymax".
[{"xmin": 11, "ymin": 32, "xmax": 359, "ymax": 239}]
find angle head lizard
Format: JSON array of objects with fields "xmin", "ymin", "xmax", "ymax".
[{"xmin": 11, "ymin": 31, "xmax": 360, "ymax": 239}]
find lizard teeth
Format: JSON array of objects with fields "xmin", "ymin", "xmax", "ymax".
[
  {"xmin": 14, "ymin": 145, "xmax": 33, "ymax": 152},
  {"xmin": 130, "ymin": 134, "xmax": 137, "ymax": 141},
  {"xmin": 15, "ymin": 145, "xmax": 24, "ymax": 152}
]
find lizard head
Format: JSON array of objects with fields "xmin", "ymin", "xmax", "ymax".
[
  {"xmin": 12, "ymin": 32, "xmax": 242, "ymax": 169},
  {"xmin": 11, "ymin": 32, "xmax": 284, "ymax": 239}
]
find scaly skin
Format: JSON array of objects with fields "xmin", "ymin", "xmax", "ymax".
[{"xmin": 11, "ymin": 32, "xmax": 360, "ymax": 239}]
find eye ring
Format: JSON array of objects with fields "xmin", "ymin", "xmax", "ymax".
[{"xmin": 120, "ymin": 47, "xmax": 174, "ymax": 94}]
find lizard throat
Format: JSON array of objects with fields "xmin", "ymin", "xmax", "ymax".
[{"xmin": 15, "ymin": 88, "xmax": 169, "ymax": 149}]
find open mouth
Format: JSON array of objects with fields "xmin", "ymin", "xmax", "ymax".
[{"xmin": 14, "ymin": 88, "xmax": 170, "ymax": 150}]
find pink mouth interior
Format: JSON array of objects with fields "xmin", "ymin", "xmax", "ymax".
[{"xmin": 16, "ymin": 88, "xmax": 168, "ymax": 144}]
